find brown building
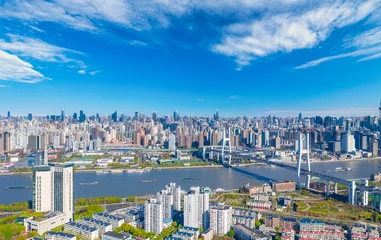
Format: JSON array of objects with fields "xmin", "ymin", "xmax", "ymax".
[
  {"xmin": 271, "ymin": 181, "xmax": 296, "ymax": 192},
  {"xmin": 372, "ymin": 140, "xmax": 378, "ymax": 157}
]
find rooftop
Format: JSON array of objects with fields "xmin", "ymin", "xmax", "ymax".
[
  {"xmin": 80, "ymin": 217, "xmax": 112, "ymax": 227},
  {"xmin": 46, "ymin": 231, "xmax": 76, "ymax": 238},
  {"xmin": 94, "ymin": 212, "xmax": 124, "ymax": 221},
  {"xmin": 65, "ymin": 222, "xmax": 97, "ymax": 232},
  {"xmin": 102, "ymin": 231, "xmax": 132, "ymax": 239}
]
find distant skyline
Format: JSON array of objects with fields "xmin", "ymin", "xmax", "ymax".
[{"xmin": 1, "ymin": 0, "xmax": 381, "ymax": 116}]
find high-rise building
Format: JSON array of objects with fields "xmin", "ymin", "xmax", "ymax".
[
  {"xmin": 165, "ymin": 183, "xmax": 181, "ymax": 211},
  {"xmin": 28, "ymin": 113, "xmax": 33, "ymax": 121},
  {"xmin": 341, "ymin": 131, "xmax": 355, "ymax": 153},
  {"xmin": 134, "ymin": 112, "xmax": 139, "ymax": 121},
  {"xmin": 372, "ymin": 139, "xmax": 379, "ymax": 157},
  {"xmin": 7, "ymin": 111, "xmax": 10, "ymax": 117},
  {"xmin": 111, "ymin": 111, "xmax": 118, "ymax": 122},
  {"xmin": 261, "ymin": 130, "xmax": 269, "ymax": 147},
  {"xmin": 184, "ymin": 186, "xmax": 210, "ymax": 229},
  {"xmin": 152, "ymin": 111, "xmax": 157, "ymax": 121},
  {"xmin": 32, "ymin": 163, "xmax": 74, "ymax": 221},
  {"xmin": 28, "ymin": 135, "xmax": 41, "ymax": 150},
  {"xmin": 157, "ymin": 190, "xmax": 173, "ymax": 219},
  {"xmin": 210, "ymin": 204, "xmax": 232, "ymax": 236},
  {"xmin": 144, "ymin": 198, "xmax": 163, "ymax": 234},
  {"xmin": 173, "ymin": 110, "xmax": 179, "ymax": 121},
  {"xmin": 61, "ymin": 110, "xmax": 65, "ymax": 121},
  {"xmin": 73, "ymin": 112, "xmax": 78, "ymax": 121},
  {"xmin": 0, "ymin": 133, "xmax": 4, "ymax": 153},
  {"xmin": 79, "ymin": 110, "xmax": 86, "ymax": 123},
  {"xmin": 168, "ymin": 133, "xmax": 176, "ymax": 150}
]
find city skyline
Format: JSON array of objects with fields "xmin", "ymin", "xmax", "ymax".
[
  {"xmin": 1, "ymin": 0, "xmax": 381, "ymax": 116},
  {"xmin": 1, "ymin": 104, "xmax": 381, "ymax": 118}
]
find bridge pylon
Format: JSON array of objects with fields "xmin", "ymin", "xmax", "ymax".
[
  {"xmin": 296, "ymin": 133, "xmax": 311, "ymax": 189},
  {"xmin": 222, "ymin": 128, "xmax": 232, "ymax": 165}
]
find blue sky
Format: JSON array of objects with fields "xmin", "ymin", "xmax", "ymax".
[{"xmin": 1, "ymin": 0, "xmax": 381, "ymax": 117}]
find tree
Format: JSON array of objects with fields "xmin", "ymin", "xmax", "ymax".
[
  {"xmin": 227, "ymin": 230, "xmax": 235, "ymax": 237},
  {"xmin": 275, "ymin": 226, "xmax": 281, "ymax": 232},
  {"xmin": 255, "ymin": 220, "xmax": 262, "ymax": 228}
]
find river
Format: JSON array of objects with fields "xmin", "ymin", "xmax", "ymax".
[{"xmin": 1, "ymin": 159, "xmax": 380, "ymax": 205}]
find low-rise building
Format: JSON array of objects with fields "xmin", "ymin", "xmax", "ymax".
[
  {"xmin": 271, "ymin": 181, "xmax": 296, "ymax": 192},
  {"xmin": 64, "ymin": 222, "xmax": 99, "ymax": 240},
  {"xmin": 299, "ymin": 219, "xmax": 325, "ymax": 232},
  {"xmin": 24, "ymin": 212, "xmax": 70, "ymax": 235},
  {"xmin": 201, "ymin": 229, "xmax": 214, "ymax": 240},
  {"xmin": 77, "ymin": 218, "xmax": 112, "ymax": 237},
  {"xmin": 93, "ymin": 212, "xmax": 125, "ymax": 229},
  {"xmin": 246, "ymin": 199, "xmax": 271, "ymax": 210},
  {"xmin": 45, "ymin": 232, "xmax": 76, "ymax": 240},
  {"xmin": 299, "ymin": 230, "xmax": 345, "ymax": 240},
  {"xmin": 101, "ymin": 231, "xmax": 133, "ymax": 240},
  {"xmin": 233, "ymin": 224, "xmax": 271, "ymax": 240}
]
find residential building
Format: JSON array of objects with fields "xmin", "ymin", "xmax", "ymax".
[
  {"xmin": 233, "ymin": 224, "xmax": 271, "ymax": 240},
  {"xmin": 209, "ymin": 204, "xmax": 232, "ymax": 236},
  {"xmin": 92, "ymin": 213, "xmax": 124, "ymax": 229},
  {"xmin": 144, "ymin": 198, "xmax": 163, "ymax": 234},
  {"xmin": 77, "ymin": 218, "xmax": 112, "ymax": 237},
  {"xmin": 64, "ymin": 222, "xmax": 99, "ymax": 240},
  {"xmin": 184, "ymin": 186, "xmax": 210, "ymax": 229},
  {"xmin": 102, "ymin": 231, "xmax": 133, "ymax": 240},
  {"xmin": 45, "ymin": 231, "xmax": 76, "ymax": 240}
]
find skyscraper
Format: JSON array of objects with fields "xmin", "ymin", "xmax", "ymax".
[
  {"xmin": 134, "ymin": 112, "xmax": 139, "ymax": 121},
  {"xmin": 152, "ymin": 111, "xmax": 157, "ymax": 121},
  {"xmin": 0, "ymin": 133, "xmax": 4, "ymax": 153},
  {"xmin": 144, "ymin": 198, "xmax": 163, "ymax": 234},
  {"xmin": 173, "ymin": 110, "xmax": 179, "ymax": 121},
  {"xmin": 165, "ymin": 183, "xmax": 181, "ymax": 212},
  {"xmin": 61, "ymin": 110, "xmax": 65, "ymax": 121},
  {"xmin": 111, "ymin": 111, "xmax": 118, "ymax": 122},
  {"xmin": 341, "ymin": 131, "xmax": 356, "ymax": 153},
  {"xmin": 73, "ymin": 112, "xmax": 78, "ymax": 121},
  {"xmin": 32, "ymin": 163, "xmax": 74, "ymax": 221},
  {"xmin": 79, "ymin": 110, "xmax": 86, "ymax": 122},
  {"xmin": 7, "ymin": 111, "xmax": 10, "ymax": 117},
  {"xmin": 157, "ymin": 190, "xmax": 173, "ymax": 219},
  {"xmin": 28, "ymin": 113, "xmax": 33, "ymax": 121},
  {"xmin": 210, "ymin": 204, "xmax": 232, "ymax": 236},
  {"xmin": 168, "ymin": 133, "xmax": 176, "ymax": 150},
  {"xmin": 184, "ymin": 186, "xmax": 210, "ymax": 229}
]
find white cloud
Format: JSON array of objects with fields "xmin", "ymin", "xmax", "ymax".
[
  {"xmin": 296, "ymin": 27, "xmax": 381, "ymax": 69},
  {"xmin": 0, "ymin": 85, "xmax": 10, "ymax": 88},
  {"xmin": 0, "ymin": 0, "xmax": 308, "ymax": 32},
  {"xmin": 129, "ymin": 40, "xmax": 148, "ymax": 46},
  {"xmin": 229, "ymin": 95, "xmax": 242, "ymax": 99},
  {"xmin": 89, "ymin": 70, "xmax": 101, "ymax": 75},
  {"xmin": 78, "ymin": 70, "xmax": 86, "ymax": 74},
  {"xmin": 0, "ymin": 50, "xmax": 49, "ymax": 83},
  {"xmin": 0, "ymin": 34, "xmax": 83, "ymax": 62},
  {"xmin": 196, "ymin": 98, "xmax": 204, "ymax": 101},
  {"xmin": 30, "ymin": 26, "xmax": 44, "ymax": 32},
  {"xmin": 213, "ymin": 0, "xmax": 381, "ymax": 69}
]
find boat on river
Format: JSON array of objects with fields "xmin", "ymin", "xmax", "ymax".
[
  {"xmin": 79, "ymin": 182, "xmax": 99, "ymax": 186},
  {"xmin": 181, "ymin": 177, "xmax": 199, "ymax": 181},
  {"xmin": 5, "ymin": 186, "xmax": 30, "ymax": 190},
  {"xmin": 139, "ymin": 179, "xmax": 158, "ymax": 183}
]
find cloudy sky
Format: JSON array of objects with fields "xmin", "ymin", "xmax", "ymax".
[{"xmin": 0, "ymin": 0, "xmax": 381, "ymax": 117}]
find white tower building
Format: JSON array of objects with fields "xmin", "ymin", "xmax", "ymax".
[
  {"xmin": 32, "ymin": 163, "xmax": 74, "ymax": 221},
  {"xmin": 210, "ymin": 204, "xmax": 232, "ymax": 236},
  {"xmin": 184, "ymin": 186, "xmax": 210, "ymax": 229},
  {"xmin": 144, "ymin": 198, "xmax": 164, "ymax": 234},
  {"xmin": 166, "ymin": 183, "xmax": 181, "ymax": 211}
]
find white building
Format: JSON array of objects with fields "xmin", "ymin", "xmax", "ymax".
[
  {"xmin": 166, "ymin": 183, "xmax": 181, "ymax": 211},
  {"xmin": 342, "ymin": 132, "xmax": 356, "ymax": 153},
  {"xmin": 64, "ymin": 222, "xmax": 99, "ymax": 240},
  {"xmin": 92, "ymin": 212, "xmax": 124, "ymax": 230},
  {"xmin": 45, "ymin": 231, "xmax": 76, "ymax": 240},
  {"xmin": 144, "ymin": 198, "xmax": 164, "ymax": 234},
  {"xmin": 209, "ymin": 204, "xmax": 232, "ymax": 236},
  {"xmin": 168, "ymin": 133, "xmax": 176, "ymax": 150},
  {"xmin": 24, "ymin": 212, "xmax": 69, "ymax": 236},
  {"xmin": 77, "ymin": 218, "xmax": 112, "ymax": 237},
  {"xmin": 184, "ymin": 186, "xmax": 210, "ymax": 229},
  {"xmin": 32, "ymin": 163, "xmax": 74, "ymax": 220},
  {"xmin": 25, "ymin": 162, "xmax": 74, "ymax": 235},
  {"xmin": 157, "ymin": 189, "xmax": 174, "ymax": 219}
]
